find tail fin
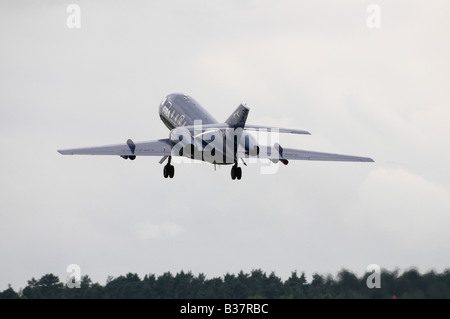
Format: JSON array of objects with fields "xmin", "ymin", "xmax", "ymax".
[{"xmin": 225, "ymin": 103, "xmax": 250, "ymax": 128}]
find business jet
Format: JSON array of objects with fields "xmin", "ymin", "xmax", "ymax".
[{"xmin": 58, "ymin": 93, "xmax": 374, "ymax": 180}]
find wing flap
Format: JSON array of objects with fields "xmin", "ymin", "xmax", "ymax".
[
  {"xmin": 240, "ymin": 146, "xmax": 374, "ymax": 162},
  {"xmin": 283, "ymin": 148, "xmax": 374, "ymax": 162},
  {"xmin": 58, "ymin": 139, "xmax": 174, "ymax": 156}
]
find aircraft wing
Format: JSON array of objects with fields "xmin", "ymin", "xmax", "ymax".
[
  {"xmin": 241, "ymin": 146, "xmax": 374, "ymax": 162},
  {"xmin": 58, "ymin": 139, "xmax": 174, "ymax": 156}
]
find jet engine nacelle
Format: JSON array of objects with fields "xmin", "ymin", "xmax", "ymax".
[
  {"xmin": 243, "ymin": 133, "xmax": 260, "ymax": 156},
  {"xmin": 169, "ymin": 127, "xmax": 192, "ymax": 146},
  {"xmin": 170, "ymin": 127, "xmax": 208, "ymax": 159},
  {"xmin": 170, "ymin": 127, "xmax": 195, "ymax": 157}
]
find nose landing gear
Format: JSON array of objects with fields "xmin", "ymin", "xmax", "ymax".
[
  {"xmin": 231, "ymin": 163, "xmax": 242, "ymax": 180},
  {"xmin": 163, "ymin": 156, "xmax": 175, "ymax": 179}
]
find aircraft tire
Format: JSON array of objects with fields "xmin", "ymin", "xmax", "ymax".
[
  {"xmin": 231, "ymin": 166, "xmax": 236, "ymax": 180},
  {"xmin": 236, "ymin": 167, "xmax": 242, "ymax": 180}
]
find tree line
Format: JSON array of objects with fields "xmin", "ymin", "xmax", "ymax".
[{"xmin": 1, "ymin": 268, "xmax": 450, "ymax": 299}]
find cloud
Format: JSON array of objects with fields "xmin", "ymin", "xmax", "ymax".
[
  {"xmin": 343, "ymin": 167, "xmax": 450, "ymax": 269},
  {"xmin": 135, "ymin": 222, "xmax": 184, "ymax": 241}
]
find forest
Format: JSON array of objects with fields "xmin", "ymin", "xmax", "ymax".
[{"xmin": 1, "ymin": 268, "xmax": 450, "ymax": 299}]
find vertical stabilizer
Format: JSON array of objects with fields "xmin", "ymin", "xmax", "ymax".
[{"xmin": 225, "ymin": 104, "xmax": 250, "ymax": 128}]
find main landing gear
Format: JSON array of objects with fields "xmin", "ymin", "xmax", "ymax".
[
  {"xmin": 163, "ymin": 156, "xmax": 175, "ymax": 179},
  {"xmin": 231, "ymin": 163, "xmax": 242, "ymax": 180}
]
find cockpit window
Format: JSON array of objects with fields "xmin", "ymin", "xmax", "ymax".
[{"xmin": 164, "ymin": 101, "xmax": 172, "ymax": 109}]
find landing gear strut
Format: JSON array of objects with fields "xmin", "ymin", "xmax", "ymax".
[
  {"xmin": 231, "ymin": 163, "xmax": 242, "ymax": 180},
  {"xmin": 163, "ymin": 156, "xmax": 175, "ymax": 179}
]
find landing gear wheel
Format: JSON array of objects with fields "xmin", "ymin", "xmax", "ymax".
[
  {"xmin": 231, "ymin": 164, "xmax": 242, "ymax": 180},
  {"xmin": 236, "ymin": 167, "xmax": 242, "ymax": 180},
  {"xmin": 231, "ymin": 166, "xmax": 236, "ymax": 180},
  {"xmin": 164, "ymin": 164, "xmax": 174, "ymax": 179},
  {"xmin": 163, "ymin": 156, "xmax": 174, "ymax": 179},
  {"xmin": 169, "ymin": 165, "xmax": 175, "ymax": 178}
]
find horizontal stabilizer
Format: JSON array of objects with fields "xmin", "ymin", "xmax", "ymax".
[
  {"xmin": 243, "ymin": 124, "xmax": 311, "ymax": 135},
  {"xmin": 181, "ymin": 123, "xmax": 311, "ymax": 135}
]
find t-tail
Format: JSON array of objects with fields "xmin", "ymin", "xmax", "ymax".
[{"xmin": 225, "ymin": 104, "xmax": 250, "ymax": 128}]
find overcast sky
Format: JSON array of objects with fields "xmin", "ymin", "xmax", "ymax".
[{"xmin": 1, "ymin": 0, "xmax": 450, "ymax": 290}]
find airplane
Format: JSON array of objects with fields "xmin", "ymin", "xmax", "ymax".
[{"xmin": 58, "ymin": 93, "xmax": 374, "ymax": 180}]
